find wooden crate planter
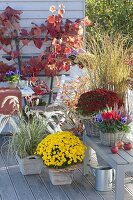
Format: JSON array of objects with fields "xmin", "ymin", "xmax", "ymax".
[
  {"xmin": 16, "ymin": 155, "xmax": 43, "ymax": 175},
  {"xmin": 49, "ymin": 168, "xmax": 73, "ymax": 185}
]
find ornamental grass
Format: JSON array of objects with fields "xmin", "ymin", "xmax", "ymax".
[
  {"xmin": 75, "ymin": 34, "xmax": 132, "ymax": 100},
  {"xmin": 35, "ymin": 131, "xmax": 86, "ymax": 169}
]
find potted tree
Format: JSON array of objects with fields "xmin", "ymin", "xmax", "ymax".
[{"xmin": 9, "ymin": 113, "xmax": 49, "ymax": 175}]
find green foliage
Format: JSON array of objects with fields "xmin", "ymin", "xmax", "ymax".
[
  {"xmin": 9, "ymin": 114, "xmax": 49, "ymax": 158},
  {"xmin": 86, "ymin": 0, "xmax": 133, "ymax": 45},
  {"xmin": 97, "ymin": 121, "xmax": 130, "ymax": 134}
]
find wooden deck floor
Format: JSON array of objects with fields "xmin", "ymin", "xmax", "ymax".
[{"xmin": 0, "ymin": 136, "xmax": 133, "ymax": 200}]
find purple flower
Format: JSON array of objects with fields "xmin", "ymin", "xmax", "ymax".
[
  {"xmin": 95, "ymin": 114, "xmax": 103, "ymax": 123},
  {"xmin": 6, "ymin": 71, "xmax": 15, "ymax": 76},
  {"xmin": 121, "ymin": 116, "xmax": 127, "ymax": 124},
  {"xmin": 15, "ymin": 69, "xmax": 20, "ymax": 75}
]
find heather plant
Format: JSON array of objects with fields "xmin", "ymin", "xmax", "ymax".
[{"xmin": 95, "ymin": 107, "xmax": 132, "ymax": 134}]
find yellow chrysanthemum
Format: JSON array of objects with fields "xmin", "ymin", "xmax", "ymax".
[{"xmin": 35, "ymin": 131, "xmax": 86, "ymax": 169}]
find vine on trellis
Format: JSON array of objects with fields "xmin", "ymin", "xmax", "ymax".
[{"xmin": 0, "ymin": 5, "xmax": 91, "ymax": 79}]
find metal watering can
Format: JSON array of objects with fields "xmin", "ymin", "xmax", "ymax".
[{"xmin": 88, "ymin": 164, "xmax": 115, "ymax": 191}]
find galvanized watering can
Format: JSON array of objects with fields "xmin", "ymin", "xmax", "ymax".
[{"xmin": 88, "ymin": 164, "xmax": 115, "ymax": 191}]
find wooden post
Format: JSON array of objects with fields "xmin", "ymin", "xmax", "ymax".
[{"xmin": 14, "ymin": 30, "xmax": 22, "ymax": 74}]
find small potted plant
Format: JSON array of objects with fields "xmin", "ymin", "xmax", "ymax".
[
  {"xmin": 95, "ymin": 106, "xmax": 132, "ymax": 146},
  {"xmin": 35, "ymin": 131, "xmax": 86, "ymax": 185},
  {"xmin": 76, "ymin": 88, "xmax": 123, "ymax": 137},
  {"xmin": 4, "ymin": 69, "xmax": 20, "ymax": 88},
  {"xmin": 9, "ymin": 113, "xmax": 49, "ymax": 175}
]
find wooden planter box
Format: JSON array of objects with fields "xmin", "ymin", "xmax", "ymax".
[
  {"xmin": 49, "ymin": 168, "xmax": 73, "ymax": 185},
  {"xmin": 16, "ymin": 155, "xmax": 43, "ymax": 175}
]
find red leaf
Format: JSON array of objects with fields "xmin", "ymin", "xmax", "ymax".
[
  {"xmin": 48, "ymin": 15, "xmax": 55, "ymax": 24},
  {"xmin": 20, "ymin": 29, "xmax": 29, "ymax": 36},
  {"xmin": 5, "ymin": 6, "xmax": 22, "ymax": 16},
  {"xmin": 33, "ymin": 27, "xmax": 41, "ymax": 36},
  {"xmin": 33, "ymin": 38, "xmax": 43, "ymax": 49},
  {"xmin": 64, "ymin": 47, "xmax": 72, "ymax": 54},
  {"xmin": 22, "ymin": 39, "xmax": 29, "ymax": 46},
  {"xmin": 55, "ymin": 44, "xmax": 62, "ymax": 52},
  {"xmin": 11, "ymin": 51, "xmax": 20, "ymax": 59}
]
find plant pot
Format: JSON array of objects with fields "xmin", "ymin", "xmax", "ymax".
[
  {"xmin": 49, "ymin": 168, "xmax": 73, "ymax": 185},
  {"xmin": 82, "ymin": 118, "xmax": 100, "ymax": 137},
  {"xmin": 100, "ymin": 132, "xmax": 126, "ymax": 146},
  {"xmin": 16, "ymin": 155, "xmax": 43, "ymax": 175},
  {"xmin": 8, "ymin": 81, "xmax": 18, "ymax": 88}
]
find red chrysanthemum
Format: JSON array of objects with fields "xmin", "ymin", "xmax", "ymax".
[{"xmin": 76, "ymin": 89, "xmax": 123, "ymax": 116}]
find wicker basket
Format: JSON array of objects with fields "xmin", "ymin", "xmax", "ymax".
[
  {"xmin": 82, "ymin": 118, "xmax": 100, "ymax": 137},
  {"xmin": 100, "ymin": 132, "xmax": 126, "ymax": 146}
]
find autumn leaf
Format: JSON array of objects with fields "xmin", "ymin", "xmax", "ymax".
[
  {"xmin": 58, "ymin": 9, "xmax": 65, "ymax": 17},
  {"xmin": 48, "ymin": 15, "xmax": 55, "ymax": 24},
  {"xmin": 20, "ymin": 29, "xmax": 29, "ymax": 36},
  {"xmin": 22, "ymin": 39, "xmax": 29, "ymax": 46},
  {"xmin": 11, "ymin": 51, "xmax": 20, "ymax": 59},
  {"xmin": 55, "ymin": 44, "xmax": 62, "ymax": 52},
  {"xmin": 33, "ymin": 27, "xmax": 41, "ymax": 36},
  {"xmin": 49, "ymin": 6, "xmax": 56, "ymax": 13},
  {"xmin": 82, "ymin": 16, "xmax": 92, "ymax": 26},
  {"xmin": 33, "ymin": 38, "xmax": 43, "ymax": 49},
  {"xmin": 52, "ymin": 38, "xmax": 57, "ymax": 46}
]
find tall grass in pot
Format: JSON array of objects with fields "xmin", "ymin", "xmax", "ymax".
[
  {"xmin": 9, "ymin": 114, "xmax": 49, "ymax": 175},
  {"xmin": 75, "ymin": 34, "xmax": 132, "ymax": 101}
]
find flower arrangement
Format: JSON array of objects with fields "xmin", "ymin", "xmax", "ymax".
[
  {"xmin": 76, "ymin": 89, "xmax": 123, "ymax": 116},
  {"xmin": 4, "ymin": 69, "xmax": 20, "ymax": 83},
  {"xmin": 95, "ymin": 107, "xmax": 132, "ymax": 134},
  {"xmin": 35, "ymin": 131, "xmax": 86, "ymax": 169}
]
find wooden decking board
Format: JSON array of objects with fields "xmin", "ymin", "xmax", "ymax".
[
  {"xmin": 1, "ymin": 149, "xmax": 36, "ymax": 200},
  {"xmin": 1, "ymin": 136, "xmax": 133, "ymax": 200},
  {"xmin": 60, "ymin": 182, "xmax": 88, "ymax": 200},
  {"xmin": 78, "ymin": 167, "xmax": 114, "ymax": 200},
  {"xmin": 40, "ymin": 168, "xmax": 70, "ymax": 200},
  {"xmin": 0, "ymin": 154, "xmax": 18, "ymax": 200},
  {"xmin": 0, "ymin": 194, "xmax": 2, "ymax": 200},
  {"xmin": 25, "ymin": 175, "xmax": 53, "ymax": 200},
  {"xmin": 79, "ymin": 166, "xmax": 133, "ymax": 200},
  {"xmin": 73, "ymin": 168, "xmax": 104, "ymax": 200}
]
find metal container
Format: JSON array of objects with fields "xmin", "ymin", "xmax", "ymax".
[{"xmin": 95, "ymin": 166, "xmax": 114, "ymax": 191}]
